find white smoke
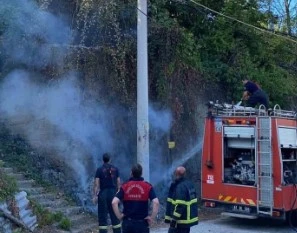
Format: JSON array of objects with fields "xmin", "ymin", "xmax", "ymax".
[
  {"xmin": 0, "ymin": 69, "xmax": 116, "ymax": 189},
  {"xmin": 0, "ymin": 0, "xmax": 176, "ymax": 195},
  {"xmin": 0, "ymin": 0, "xmax": 115, "ymax": 190},
  {"xmin": 0, "ymin": 0, "xmax": 72, "ymax": 68}
]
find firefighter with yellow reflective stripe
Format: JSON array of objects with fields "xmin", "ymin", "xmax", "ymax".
[
  {"xmin": 93, "ymin": 153, "xmax": 121, "ymax": 233},
  {"xmin": 165, "ymin": 166, "xmax": 199, "ymax": 233}
]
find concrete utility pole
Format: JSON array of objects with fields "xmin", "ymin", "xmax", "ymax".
[{"xmin": 137, "ymin": 0, "xmax": 150, "ymax": 181}]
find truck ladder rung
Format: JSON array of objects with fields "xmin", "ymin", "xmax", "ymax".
[
  {"xmin": 258, "ymin": 188, "xmax": 272, "ymax": 191},
  {"xmin": 258, "ymin": 210, "xmax": 272, "ymax": 215},
  {"xmin": 256, "ymin": 116, "xmax": 273, "ymax": 216}
]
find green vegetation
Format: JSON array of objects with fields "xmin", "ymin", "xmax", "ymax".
[
  {"xmin": 0, "ymin": 0, "xmax": 297, "ymax": 180},
  {"xmin": 0, "ymin": 159, "xmax": 70, "ymax": 231},
  {"xmin": 0, "ymin": 134, "xmax": 71, "ymax": 231},
  {"xmin": 58, "ymin": 217, "xmax": 71, "ymax": 230},
  {"xmin": 12, "ymin": 229, "xmax": 24, "ymax": 233},
  {"xmin": 0, "ymin": 161, "xmax": 17, "ymax": 201},
  {"xmin": 0, "ymin": 132, "xmax": 53, "ymax": 190},
  {"xmin": 0, "ymin": 2, "xmax": 297, "ymax": 231},
  {"xmin": 31, "ymin": 201, "xmax": 70, "ymax": 230},
  {"xmin": 80, "ymin": 0, "xmax": 297, "ymax": 149},
  {"xmin": 148, "ymin": 0, "xmax": 297, "ymax": 107},
  {"xmin": 0, "ymin": 0, "xmax": 296, "ymax": 173},
  {"xmin": 2, "ymin": 0, "xmax": 295, "ymax": 108}
]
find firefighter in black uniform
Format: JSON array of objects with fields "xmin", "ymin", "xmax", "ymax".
[
  {"xmin": 165, "ymin": 166, "xmax": 199, "ymax": 233},
  {"xmin": 242, "ymin": 79, "xmax": 269, "ymax": 108},
  {"xmin": 93, "ymin": 153, "xmax": 121, "ymax": 233},
  {"xmin": 112, "ymin": 163, "xmax": 159, "ymax": 233}
]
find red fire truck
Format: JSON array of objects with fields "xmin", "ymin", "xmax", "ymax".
[{"xmin": 201, "ymin": 102, "xmax": 297, "ymax": 220}]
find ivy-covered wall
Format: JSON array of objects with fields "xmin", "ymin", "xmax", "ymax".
[{"xmin": 1, "ymin": 0, "xmax": 297, "ymax": 195}]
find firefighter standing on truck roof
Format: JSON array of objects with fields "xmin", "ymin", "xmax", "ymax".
[
  {"xmin": 242, "ymin": 79, "xmax": 269, "ymax": 108},
  {"xmin": 165, "ymin": 166, "xmax": 199, "ymax": 233},
  {"xmin": 93, "ymin": 153, "xmax": 121, "ymax": 233},
  {"xmin": 112, "ymin": 163, "xmax": 160, "ymax": 233}
]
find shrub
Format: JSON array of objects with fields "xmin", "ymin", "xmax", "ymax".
[
  {"xmin": 58, "ymin": 217, "xmax": 71, "ymax": 230},
  {"xmin": 0, "ymin": 166, "xmax": 17, "ymax": 201}
]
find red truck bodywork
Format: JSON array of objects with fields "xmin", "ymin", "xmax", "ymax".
[{"xmin": 201, "ymin": 104, "xmax": 297, "ymax": 219}]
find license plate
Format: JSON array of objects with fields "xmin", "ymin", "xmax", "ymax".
[{"xmin": 232, "ymin": 205, "xmax": 251, "ymax": 213}]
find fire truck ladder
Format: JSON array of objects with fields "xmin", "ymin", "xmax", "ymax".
[{"xmin": 257, "ymin": 115, "xmax": 273, "ymax": 216}]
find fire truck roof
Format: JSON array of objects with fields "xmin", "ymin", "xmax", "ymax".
[{"xmin": 207, "ymin": 101, "xmax": 297, "ymax": 119}]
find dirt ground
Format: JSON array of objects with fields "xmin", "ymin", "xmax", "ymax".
[
  {"xmin": 28, "ymin": 206, "xmax": 223, "ymax": 233},
  {"xmin": 197, "ymin": 206, "xmax": 223, "ymax": 220},
  {"xmin": 150, "ymin": 206, "xmax": 223, "ymax": 229}
]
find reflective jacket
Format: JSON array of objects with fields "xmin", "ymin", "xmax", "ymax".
[{"xmin": 165, "ymin": 177, "xmax": 199, "ymax": 228}]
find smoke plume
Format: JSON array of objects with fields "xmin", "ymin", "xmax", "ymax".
[
  {"xmin": 0, "ymin": 0, "xmax": 117, "ymax": 191},
  {"xmin": 0, "ymin": 0, "xmax": 174, "ymax": 195},
  {"xmin": 1, "ymin": 0, "xmax": 72, "ymax": 68}
]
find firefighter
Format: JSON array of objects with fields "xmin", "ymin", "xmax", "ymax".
[
  {"xmin": 165, "ymin": 166, "xmax": 199, "ymax": 233},
  {"xmin": 111, "ymin": 163, "xmax": 159, "ymax": 233},
  {"xmin": 242, "ymin": 79, "xmax": 269, "ymax": 109},
  {"xmin": 93, "ymin": 153, "xmax": 121, "ymax": 233}
]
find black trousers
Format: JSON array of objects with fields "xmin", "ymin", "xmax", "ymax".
[
  {"xmin": 97, "ymin": 188, "xmax": 121, "ymax": 233},
  {"xmin": 248, "ymin": 89, "xmax": 269, "ymax": 108},
  {"xmin": 177, "ymin": 228, "xmax": 190, "ymax": 233},
  {"xmin": 168, "ymin": 227, "xmax": 190, "ymax": 233},
  {"xmin": 122, "ymin": 218, "xmax": 149, "ymax": 233}
]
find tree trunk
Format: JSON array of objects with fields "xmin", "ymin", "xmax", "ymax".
[{"xmin": 284, "ymin": 0, "xmax": 292, "ymax": 35}]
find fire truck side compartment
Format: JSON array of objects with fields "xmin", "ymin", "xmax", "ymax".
[{"xmin": 201, "ymin": 112, "xmax": 297, "ymax": 219}]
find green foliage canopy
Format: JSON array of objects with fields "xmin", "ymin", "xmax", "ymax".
[{"xmin": 150, "ymin": 0, "xmax": 297, "ymax": 108}]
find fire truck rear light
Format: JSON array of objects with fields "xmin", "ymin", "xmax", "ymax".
[
  {"xmin": 227, "ymin": 120, "xmax": 235, "ymax": 124},
  {"xmin": 204, "ymin": 202, "xmax": 216, "ymax": 207},
  {"xmin": 272, "ymin": 211, "xmax": 281, "ymax": 217}
]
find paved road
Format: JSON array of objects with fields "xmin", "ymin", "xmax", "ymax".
[{"xmin": 151, "ymin": 216, "xmax": 296, "ymax": 233}]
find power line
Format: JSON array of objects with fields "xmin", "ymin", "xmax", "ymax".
[{"xmin": 186, "ymin": 0, "xmax": 297, "ymax": 44}]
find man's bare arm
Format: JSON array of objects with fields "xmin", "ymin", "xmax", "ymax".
[
  {"xmin": 242, "ymin": 91, "xmax": 249, "ymax": 100},
  {"xmin": 112, "ymin": 197, "xmax": 123, "ymax": 220},
  {"xmin": 145, "ymin": 197, "xmax": 159, "ymax": 224},
  {"xmin": 151, "ymin": 198, "xmax": 160, "ymax": 219},
  {"xmin": 93, "ymin": 178, "xmax": 100, "ymax": 195},
  {"xmin": 92, "ymin": 178, "xmax": 100, "ymax": 204}
]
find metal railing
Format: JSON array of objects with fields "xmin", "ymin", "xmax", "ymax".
[{"xmin": 207, "ymin": 101, "xmax": 297, "ymax": 119}]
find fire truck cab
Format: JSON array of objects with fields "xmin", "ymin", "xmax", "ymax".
[{"xmin": 201, "ymin": 102, "xmax": 297, "ymax": 220}]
